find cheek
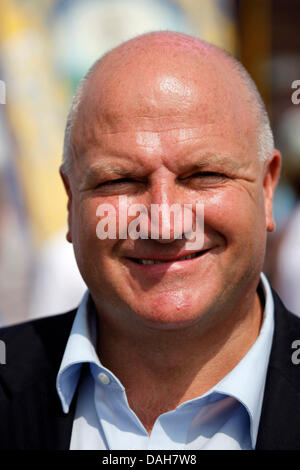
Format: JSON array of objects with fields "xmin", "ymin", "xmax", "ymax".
[
  {"xmin": 73, "ymin": 197, "xmax": 132, "ymax": 258},
  {"xmin": 71, "ymin": 200, "xmax": 118, "ymax": 284},
  {"xmin": 202, "ymin": 189, "xmax": 264, "ymax": 245},
  {"xmin": 72, "ymin": 200, "xmax": 99, "ymax": 244}
]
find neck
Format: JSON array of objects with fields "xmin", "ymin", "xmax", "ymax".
[{"xmin": 95, "ymin": 290, "xmax": 263, "ymax": 432}]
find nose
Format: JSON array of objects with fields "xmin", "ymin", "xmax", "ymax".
[{"xmin": 147, "ymin": 176, "xmax": 183, "ymax": 243}]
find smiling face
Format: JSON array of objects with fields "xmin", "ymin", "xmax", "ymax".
[{"xmin": 61, "ymin": 35, "xmax": 280, "ymax": 333}]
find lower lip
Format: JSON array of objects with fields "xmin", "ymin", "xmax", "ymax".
[{"xmin": 124, "ymin": 250, "xmax": 212, "ymax": 275}]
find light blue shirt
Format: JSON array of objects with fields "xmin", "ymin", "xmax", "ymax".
[{"xmin": 56, "ymin": 273, "xmax": 274, "ymax": 450}]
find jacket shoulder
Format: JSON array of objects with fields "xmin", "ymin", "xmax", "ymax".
[
  {"xmin": 0, "ymin": 309, "xmax": 77, "ymax": 341},
  {"xmin": 0, "ymin": 310, "xmax": 77, "ymax": 394},
  {"xmin": 256, "ymin": 290, "xmax": 300, "ymax": 449},
  {"xmin": 271, "ymin": 289, "xmax": 300, "ymax": 383}
]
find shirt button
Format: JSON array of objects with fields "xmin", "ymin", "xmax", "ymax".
[{"xmin": 98, "ymin": 372, "xmax": 110, "ymax": 385}]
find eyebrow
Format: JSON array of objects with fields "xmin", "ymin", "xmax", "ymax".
[
  {"xmin": 86, "ymin": 162, "xmax": 135, "ymax": 176},
  {"xmin": 179, "ymin": 154, "xmax": 241, "ymax": 173},
  {"xmin": 81, "ymin": 162, "xmax": 143, "ymax": 188}
]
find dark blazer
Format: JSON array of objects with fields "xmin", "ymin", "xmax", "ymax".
[{"xmin": 0, "ymin": 291, "xmax": 300, "ymax": 450}]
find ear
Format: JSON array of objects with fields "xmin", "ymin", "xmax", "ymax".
[
  {"xmin": 263, "ymin": 149, "xmax": 281, "ymax": 233},
  {"xmin": 60, "ymin": 166, "xmax": 73, "ymax": 243}
]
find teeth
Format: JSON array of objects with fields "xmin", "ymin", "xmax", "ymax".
[{"xmin": 137, "ymin": 252, "xmax": 200, "ymax": 265}]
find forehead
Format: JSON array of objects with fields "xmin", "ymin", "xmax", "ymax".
[{"xmin": 70, "ymin": 44, "xmax": 258, "ymax": 170}]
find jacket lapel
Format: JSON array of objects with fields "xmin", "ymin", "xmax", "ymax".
[{"xmin": 256, "ymin": 291, "xmax": 300, "ymax": 449}]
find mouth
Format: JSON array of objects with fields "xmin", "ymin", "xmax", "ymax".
[{"xmin": 127, "ymin": 249, "xmax": 210, "ymax": 265}]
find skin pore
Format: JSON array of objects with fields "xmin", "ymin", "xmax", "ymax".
[{"xmin": 61, "ymin": 32, "xmax": 281, "ymax": 433}]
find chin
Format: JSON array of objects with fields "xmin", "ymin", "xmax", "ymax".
[
  {"xmin": 132, "ymin": 295, "xmax": 207, "ymax": 331},
  {"xmin": 137, "ymin": 310, "xmax": 207, "ymax": 332}
]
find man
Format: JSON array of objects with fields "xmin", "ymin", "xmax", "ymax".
[{"xmin": 0, "ymin": 31, "xmax": 300, "ymax": 450}]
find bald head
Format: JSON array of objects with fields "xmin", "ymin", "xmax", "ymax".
[{"xmin": 62, "ymin": 31, "xmax": 273, "ymax": 174}]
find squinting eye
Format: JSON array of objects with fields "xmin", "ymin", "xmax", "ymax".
[
  {"xmin": 180, "ymin": 171, "xmax": 228, "ymax": 189},
  {"xmin": 93, "ymin": 177, "xmax": 145, "ymax": 195},
  {"xmin": 97, "ymin": 178, "xmax": 135, "ymax": 187},
  {"xmin": 190, "ymin": 172, "xmax": 227, "ymax": 181},
  {"xmin": 193, "ymin": 172, "xmax": 225, "ymax": 178}
]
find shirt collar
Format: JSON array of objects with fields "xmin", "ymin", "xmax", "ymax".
[
  {"xmin": 56, "ymin": 273, "xmax": 274, "ymax": 447},
  {"xmin": 56, "ymin": 290, "xmax": 100, "ymax": 413}
]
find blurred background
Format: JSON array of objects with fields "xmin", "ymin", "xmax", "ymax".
[{"xmin": 0, "ymin": 0, "xmax": 299, "ymax": 326}]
